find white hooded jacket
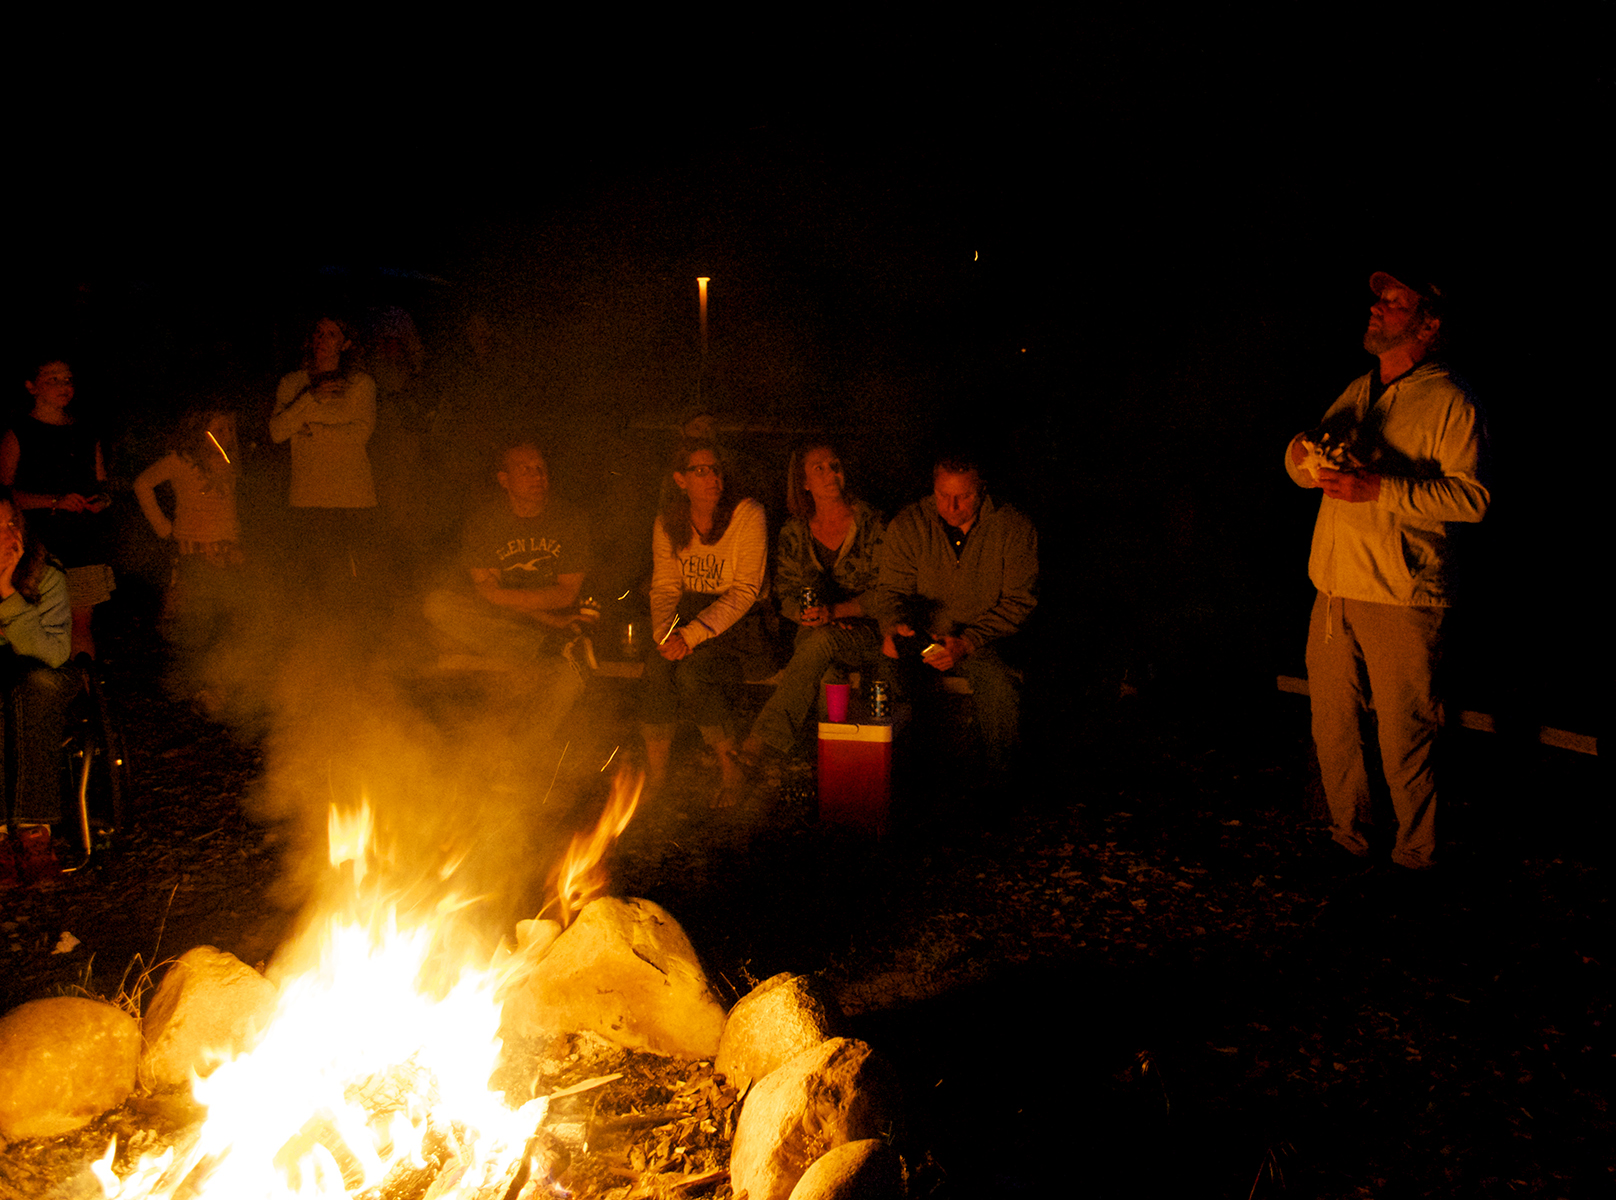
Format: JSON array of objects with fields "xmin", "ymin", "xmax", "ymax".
[{"xmin": 1286, "ymin": 359, "xmax": 1489, "ymax": 607}]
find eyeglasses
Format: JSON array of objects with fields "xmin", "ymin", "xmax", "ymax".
[{"xmin": 682, "ymin": 464, "xmax": 722, "ymax": 478}]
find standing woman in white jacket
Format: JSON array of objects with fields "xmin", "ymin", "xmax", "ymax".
[
  {"xmin": 642, "ymin": 438, "xmax": 766, "ymax": 808},
  {"xmin": 268, "ymin": 315, "xmax": 377, "ymax": 594}
]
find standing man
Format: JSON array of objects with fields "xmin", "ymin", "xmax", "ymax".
[
  {"xmin": 1287, "ymin": 269, "xmax": 1489, "ymax": 873},
  {"xmin": 871, "ymin": 454, "xmax": 1039, "ymax": 777},
  {"xmin": 425, "ymin": 439, "xmax": 592, "ymax": 747}
]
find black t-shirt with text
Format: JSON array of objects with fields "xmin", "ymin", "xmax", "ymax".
[{"xmin": 459, "ymin": 498, "xmax": 592, "ymax": 590}]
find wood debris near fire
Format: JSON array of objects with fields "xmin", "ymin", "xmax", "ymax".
[
  {"xmin": 498, "ymin": 1032, "xmax": 740, "ymax": 1199},
  {"xmin": 1, "ymin": 1032, "xmax": 737, "ymax": 1199}
]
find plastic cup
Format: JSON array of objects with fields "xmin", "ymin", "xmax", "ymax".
[{"xmin": 824, "ymin": 683, "xmax": 850, "ymax": 723}]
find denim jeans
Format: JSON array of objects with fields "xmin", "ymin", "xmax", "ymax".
[
  {"xmin": 3, "ymin": 658, "xmax": 79, "ymax": 825},
  {"xmin": 749, "ymin": 620, "xmax": 884, "ymax": 754},
  {"xmin": 893, "ymin": 642, "xmax": 1022, "ymax": 774}
]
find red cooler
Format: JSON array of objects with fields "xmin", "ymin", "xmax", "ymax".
[{"xmin": 817, "ymin": 722, "xmax": 892, "ymax": 836}]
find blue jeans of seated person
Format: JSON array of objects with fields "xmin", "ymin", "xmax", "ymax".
[
  {"xmin": 894, "ymin": 642, "xmax": 1021, "ymax": 775},
  {"xmin": 640, "ymin": 592, "xmax": 750, "ymax": 738},
  {"xmin": 4, "ymin": 659, "xmax": 80, "ymax": 825},
  {"xmin": 749, "ymin": 620, "xmax": 884, "ymax": 755},
  {"xmin": 422, "ymin": 587, "xmax": 585, "ymax": 750}
]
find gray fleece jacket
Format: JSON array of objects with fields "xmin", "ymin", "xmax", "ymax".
[{"xmin": 871, "ymin": 493, "xmax": 1038, "ymax": 652}]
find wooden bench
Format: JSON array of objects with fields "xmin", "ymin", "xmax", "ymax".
[{"xmin": 1276, "ymin": 675, "xmax": 1596, "ymax": 755}]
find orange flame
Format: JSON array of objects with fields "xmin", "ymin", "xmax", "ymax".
[
  {"xmin": 94, "ymin": 793, "xmax": 566, "ymax": 1198},
  {"xmin": 327, "ymin": 796, "xmax": 373, "ymax": 886},
  {"xmin": 552, "ymin": 767, "xmax": 643, "ymax": 926}
]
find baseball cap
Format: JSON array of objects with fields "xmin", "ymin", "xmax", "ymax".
[{"xmin": 1370, "ymin": 269, "xmax": 1449, "ymax": 315}]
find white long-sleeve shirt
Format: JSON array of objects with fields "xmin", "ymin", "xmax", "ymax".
[
  {"xmin": 649, "ymin": 499, "xmax": 766, "ymax": 648},
  {"xmin": 269, "ymin": 370, "xmax": 377, "ymax": 508}
]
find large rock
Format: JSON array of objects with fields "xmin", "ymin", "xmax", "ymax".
[
  {"xmin": 140, "ymin": 946, "xmax": 279, "ymax": 1091},
  {"xmin": 730, "ymin": 1037, "xmax": 903, "ymax": 1200},
  {"xmin": 788, "ymin": 1138, "xmax": 904, "ymax": 1200},
  {"xmin": 500, "ymin": 897, "xmax": 727, "ymax": 1059},
  {"xmin": 0, "ymin": 997, "xmax": 140, "ymax": 1140},
  {"xmin": 717, "ymin": 973, "xmax": 841, "ymax": 1093}
]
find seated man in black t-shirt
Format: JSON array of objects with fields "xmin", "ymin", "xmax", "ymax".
[{"xmin": 424, "ymin": 440, "xmax": 592, "ymax": 745}]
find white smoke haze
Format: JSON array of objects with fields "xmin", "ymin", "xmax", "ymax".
[
  {"xmin": 133, "ymin": 241, "xmax": 801, "ymax": 975},
  {"xmin": 174, "ymin": 548, "xmax": 597, "ymax": 974}
]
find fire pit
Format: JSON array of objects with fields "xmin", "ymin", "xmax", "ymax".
[
  {"xmin": 2, "ymin": 1020, "xmax": 741, "ymax": 1198},
  {"xmin": 0, "ymin": 769, "xmax": 904, "ymax": 1200}
]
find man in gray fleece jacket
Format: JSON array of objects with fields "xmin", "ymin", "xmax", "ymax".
[{"xmin": 871, "ymin": 455, "xmax": 1039, "ymax": 775}]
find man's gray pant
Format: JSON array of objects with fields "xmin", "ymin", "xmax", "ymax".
[
  {"xmin": 898, "ymin": 643, "xmax": 1022, "ymax": 775},
  {"xmin": 1306, "ymin": 592, "xmax": 1446, "ymax": 869}
]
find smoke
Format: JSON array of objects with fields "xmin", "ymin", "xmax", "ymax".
[
  {"xmin": 126, "ymin": 140, "xmax": 986, "ymax": 972},
  {"xmin": 171, "ymin": 534, "xmax": 601, "ymax": 974}
]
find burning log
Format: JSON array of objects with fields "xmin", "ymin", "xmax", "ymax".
[
  {"xmin": 602, "ymin": 1163, "xmax": 729, "ymax": 1195},
  {"xmin": 270, "ymin": 1109, "xmax": 368, "ymax": 1191}
]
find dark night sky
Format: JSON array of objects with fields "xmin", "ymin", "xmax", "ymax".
[{"xmin": 11, "ymin": 24, "xmax": 1606, "ymax": 728}]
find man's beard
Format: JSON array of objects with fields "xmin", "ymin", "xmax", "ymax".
[
  {"xmin": 1363, "ymin": 307, "xmax": 1431, "ymax": 356},
  {"xmin": 1363, "ymin": 322, "xmax": 1413, "ymax": 356}
]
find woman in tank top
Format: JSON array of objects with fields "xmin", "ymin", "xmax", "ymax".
[{"xmin": 1, "ymin": 359, "xmax": 113, "ymax": 661}]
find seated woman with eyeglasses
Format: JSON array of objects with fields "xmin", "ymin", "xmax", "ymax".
[{"xmin": 642, "ymin": 439, "xmax": 766, "ymax": 808}]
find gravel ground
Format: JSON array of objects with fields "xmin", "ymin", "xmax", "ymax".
[{"xmin": 2, "ymin": 614, "xmax": 1607, "ymax": 1198}]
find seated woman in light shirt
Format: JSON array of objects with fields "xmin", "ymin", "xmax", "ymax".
[{"xmin": 642, "ymin": 438, "xmax": 766, "ymax": 808}]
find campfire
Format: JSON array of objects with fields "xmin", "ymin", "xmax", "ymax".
[
  {"xmin": 92, "ymin": 771, "xmax": 647, "ymax": 1199},
  {"xmin": 3, "ymin": 754, "xmax": 904, "ymax": 1200}
]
